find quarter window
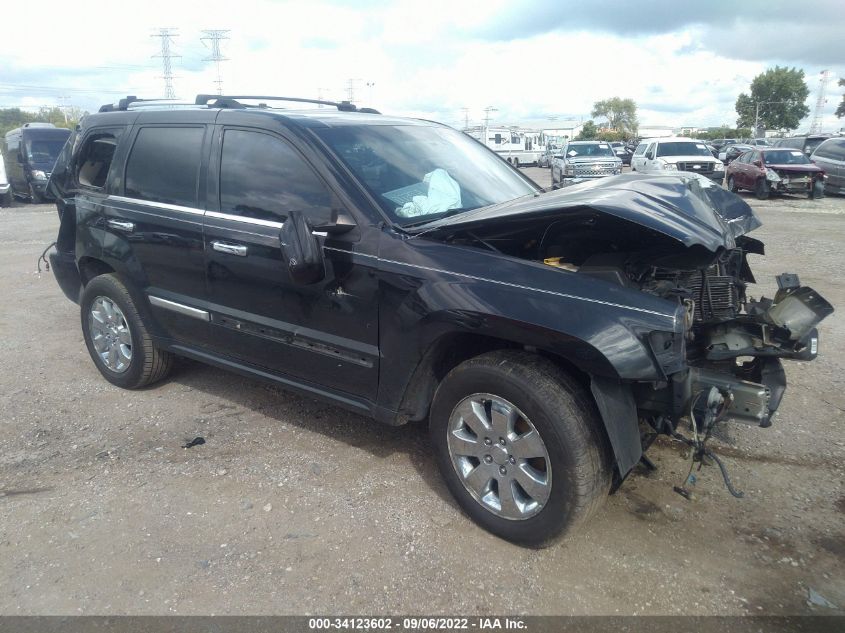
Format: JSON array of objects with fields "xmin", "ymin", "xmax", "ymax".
[
  {"xmin": 76, "ymin": 130, "xmax": 121, "ymax": 189},
  {"xmin": 634, "ymin": 143, "xmax": 647, "ymax": 155},
  {"xmin": 125, "ymin": 127, "xmax": 204, "ymax": 207},
  {"xmin": 219, "ymin": 129, "xmax": 332, "ymax": 224}
]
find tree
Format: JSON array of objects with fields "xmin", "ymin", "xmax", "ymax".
[
  {"xmin": 836, "ymin": 78, "xmax": 844, "ymax": 119},
  {"xmin": 735, "ymin": 66, "xmax": 810, "ymax": 132},
  {"xmin": 0, "ymin": 106, "xmax": 86, "ymax": 139},
  {"xmin": 575, "ymin": 120, "xmax": 598, "ymax": 140},
  {"xmin": 591, "ymin": 97, "xmax": 638, "ymax": 137}
]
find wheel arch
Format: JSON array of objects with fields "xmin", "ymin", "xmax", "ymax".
[{"xmin": 391, "ymin": 330, "xmax": 640, "ymax": 481}]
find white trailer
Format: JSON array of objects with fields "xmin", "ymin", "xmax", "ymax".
[{"xmin": 466, "ymin": 126, "xmax": 545, "ymax": 166}]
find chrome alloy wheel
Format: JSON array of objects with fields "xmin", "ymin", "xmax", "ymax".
[
  {"xmin": 89, "ymin": 296, "xmax": 132, "ymax": 373},
  {"xmin": 447, "ymin": 393, "xmax": 552, "ymax": 520}
]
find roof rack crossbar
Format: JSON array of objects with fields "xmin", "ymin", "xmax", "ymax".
[
  {"xmin": 99, "ymin": 96, "xmax": 183, "ymax": 112},
  {"xmin": 195, "ymin": 94, "xmax": 359, "ymax": 112}
]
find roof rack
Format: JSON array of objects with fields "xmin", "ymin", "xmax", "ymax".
[
  {"xmin": 99, "ymin": 94, "xmax": 381, "ymax": 115},
  {"xmin": 99, "ymin": 96, "xmax": 187, "ymax": 112},
  {"xmin": 195, "ymin": 94, "xmax": 380, "ymax": 114}
]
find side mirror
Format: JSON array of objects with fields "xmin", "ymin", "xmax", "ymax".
[
  {"xmin": 279, "ymin": 211, "xmax": 325, "ymax": 285},
  {"xmin": 753, "ymin": 159, "xmax": 763, "ymax": 167},
  {"xmin": 312, "ymin": 209, "xmax": 356, "ymax": 235}
]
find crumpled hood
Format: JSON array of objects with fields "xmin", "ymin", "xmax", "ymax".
[{"xmin": 414, "ymin": 173, "xmax": 760, "ymax": 252}]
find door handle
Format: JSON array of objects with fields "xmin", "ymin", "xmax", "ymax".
[
  {"xmin": 106, "ymin": 219, "xmax": 135, "ymax": 233},
  {"xmin": 211, "ymin": 241, "xmax": 248, "ymax": 257}
]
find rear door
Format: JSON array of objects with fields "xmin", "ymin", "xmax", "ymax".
[
  {"xmin": 107, "ymin": 115, "xmax": 215, "ymax": 348},
  {"xmin": 201, "ymin": 120, "xmax": 379, "ymax": 400}
]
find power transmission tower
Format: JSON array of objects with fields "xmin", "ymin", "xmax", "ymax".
[
  {"xmin": 809, "ymin": 70, "xmax": 831, "ymax": 134},
  {"xmin": 201, "ymin": 29, "xmax": 230, "ymax": 95},
  {"xmin": 346, "ymin": 78, "xmax": 361, "ymax": 104},
  {"xmin": 152, "ymin": 28, "xmax": 180, "ymax": 99}
]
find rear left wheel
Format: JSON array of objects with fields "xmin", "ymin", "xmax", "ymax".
[
  {"xmin": 755, "ymin": 178, "xmax": 770, "ymax": 200},
  {"xmin": 81, "ymin": 274, "xmax": 173, "ymax": 389},
  {"xmin": 430, "ymin": 350, "xmax": 611, "ymax": 547}
]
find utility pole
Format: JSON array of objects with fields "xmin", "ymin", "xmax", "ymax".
[
  {"xmin": 483, "ymin": 106, "xmax": 498, "ymax": 127},
  {"xmin": 201, "ymin": 29, "xmax": 230, "ymax": 96},
  {"xmin": 809, "ymin": 70, "xmax": 831, "ymax": 134},
  {"xmin": 152, "ymin": 28, "xmax": 180, "ymax": 99},
  {"xmin": 460, "ymin": 107, "xmax": 470, "ymax": 130}
]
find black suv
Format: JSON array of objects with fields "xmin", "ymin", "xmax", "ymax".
[{"xmin": 47, "ymin": 95, "xmax": 833, "ymax": 545}]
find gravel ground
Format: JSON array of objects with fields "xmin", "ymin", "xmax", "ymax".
[{"xmin": 0, "ymin": 173, "xmax": 843, "ymax": 616}]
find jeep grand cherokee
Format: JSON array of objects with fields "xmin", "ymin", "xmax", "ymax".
[{"xmin": 46, "ymin": 94, "xmax": 833, "ymax": 546}]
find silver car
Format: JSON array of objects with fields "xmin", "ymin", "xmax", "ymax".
[
  {"xmin": 551, "ymin": 141, "xmax": 622, "ymax": 185},
  {"xmin": 811, "ymin": 137, "xmax": 845, "ymax": 195}
]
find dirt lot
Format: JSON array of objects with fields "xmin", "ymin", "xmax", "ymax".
[{"xmin": 1, "ymin": 172, "xmax": 843, "ymax": 616}]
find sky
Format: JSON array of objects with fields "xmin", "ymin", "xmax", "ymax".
[{"xmin": 1, "ymin": 0, "xmax": 843, "ymax": 132}]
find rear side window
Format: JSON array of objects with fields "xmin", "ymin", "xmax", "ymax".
[
  {"xmin": 125, "ymin": 127, "xmax": 204, "ymax": 207},
  {"xmin": 219, "ymin": 129, "xmax": 332, "ymax": 224},
  {"xmin": 76, "ymin": 130, "xmax": 122, "ymax": 189},
  {"xmin": 633, "ymin": 143, "xmax": 647, "ymax": 155},
  {"xmin": 814, "ymin": 139, "xmax": 845, "ymax": 161}
]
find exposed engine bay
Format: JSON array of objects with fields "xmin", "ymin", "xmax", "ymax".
[{"xmin": 418, "ymin": 175, "xmax": 834, "ymax": 473}]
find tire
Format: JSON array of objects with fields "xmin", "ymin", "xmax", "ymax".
[
  {"xmin": 755, "ymin": 178, "xmax": 770, "ymax": 200},
  {"xmin": 810, "ymin": 179, "xmax": 824, "ymax": 199},
  {"xmin": 29, "ymin": 184, "xmax": 43, "ymax": 204},
  {"xmin": 0, "ymin": 191, "xmax": 12, "ymax": 208},
  {"xmin": 513, "ymin": 158, "xmax": 520, "ymax": 168},
  {"xmin": 80, "ymin": 273, "xmax": 173, "ymax": 389},
  {"xmin": 727, "ymin": 175, "xmax": 738, "ymax": 193},
  {"xmin": 429, "ymin": 350, "xmax": 612, "ymax": 547}
]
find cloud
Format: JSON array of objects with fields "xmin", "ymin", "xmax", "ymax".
[{"xmin": 0, "ymin": 0, "xmax": 842, "ymax": 131}]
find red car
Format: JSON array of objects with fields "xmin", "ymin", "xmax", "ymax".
[{"xmin": 726, "ymin": 148, "xmax": 825, "ymax": 199}]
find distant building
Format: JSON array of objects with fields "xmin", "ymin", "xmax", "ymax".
[{"xmin": 638, "ymin": 125, "xmax": 675, "ymax": 139}]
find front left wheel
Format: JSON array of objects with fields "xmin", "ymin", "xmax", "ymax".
[
  {"xmin": 80, "ymin": 274, "xmax": 173, "ymax": 389},
  {"xmin": 430, "ymin": 350, "xmax": 612, "ymax": 547}
]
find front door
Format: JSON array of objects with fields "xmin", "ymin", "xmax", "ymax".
[{"xmin": 202, "ymin": 124, "xmax": 379, "ymax": 401}]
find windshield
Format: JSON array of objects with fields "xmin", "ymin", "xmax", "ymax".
[
  {"xmin": 763, "ymin": 150, "xmax": 811, "ymax": 165},
  {"xmin": 24, "ymin": 138, "xmax": 66, "ymax": 166},
  {"xmin": 656, "ymin": 142, "xmax": 712, "ymax": 157},
  {"xmin": 313, "ymin": 124, "xmax": 537, "ymax": 226},
  {"xmin": 565, "ymin": 143, "xmax": 615, "ymax": 158}
]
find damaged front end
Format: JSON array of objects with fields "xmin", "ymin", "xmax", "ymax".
[
  {"xmin": 415, "ymin": 173, "xmax": 834, "ymax": 478},
  {"xmin": 636, "ymin": 245, "xmax": 832, "ymax": 430}
]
